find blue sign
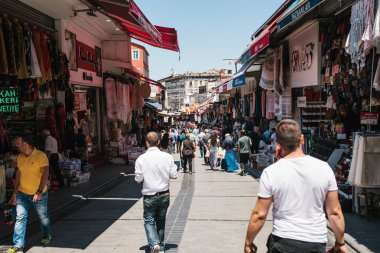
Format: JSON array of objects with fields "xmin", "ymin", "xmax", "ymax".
[
  {"xmin": 277, "ymin": 0, "xmax": 323, "ymax": 30},
  {"xmin": 233, "ymin": 75, "xmax": 246, "ymax": 88},
  {"xmin": 241, "ymin": 51, "xmax": 251, "ymax": 65}
]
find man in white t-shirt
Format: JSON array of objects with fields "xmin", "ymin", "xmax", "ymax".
[
  {"xmin": 244, "ymin": 119, "xmax": 347, "ymax": 253},
  {"xmin": 135, "ymin": 132, "xmax": 178, "ymax": 253}
]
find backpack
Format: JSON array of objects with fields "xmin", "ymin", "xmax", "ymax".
[{"xmin": 183, "ymin": 140, "xmax": 194, "ymax": 156}]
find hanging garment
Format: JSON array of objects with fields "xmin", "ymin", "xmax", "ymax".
[
  {"xmin": 51, "ymin": 39, "xmax": 61, "ymax": 78},
  {"xmin": 346, "ymin": 0, "xmax": 375, "ymax": 69},
  {"xmin": 0, "ymin": 18, "xmax": 8, "ymax": 75},
  {"xmin": 23, "ymin": 24, "xmax": 32, "ymax": 75},
  {"xmin": 259, "ymin": 48, "xmax": 275, "ymax": 90},
  {"xmin": 349, "ymin": 135, "xmax": 380, "ymax": 187},
  {"xmin": 2, "ymin": 18, "xmax": 17, "ymax": 75},
  {"xmin": 116, "ymin": 81, "xmax": 128, "ymax": 123},
  {"xmin": 373, "ymin": 0, "xmax": 380, "ymax": 53},
  {"xmin": 273, "ymin": 45, "xmax": 284, "ymax": 95},
  {"xmin": 33, "ymin": 30, "xmax": 46, "ymax": 84},
  {"xmin": 362, "ymin": 0, "xmax": 375, "ymax": 53},
  {"xmin": 130, "ymin": 83, "xmax": 144, "ymax": 111},
  {"xmin": 261, "ymin": 90, "xmax": 266, "ymax": 118},
  {"xmin": 373, "ymin": 58, "xmax": 380, "ymax": 91},
  {"xmin": 41, "ymin": 33, "xmax": 52, "ymax": 81},
  {"xmin": 105, "ymin": 78, "xmax": 120, "ymax": 120},
  {"xmin": 14, "ymin": 23, "xmax": 29, "ymax": 79},
  {"xmin": 29, "ymin": 37, "xmax": 42, "ymax": 78},
  {"xmin": 266, "ymin": 91, "xmax": 275, "ymax": 119}
]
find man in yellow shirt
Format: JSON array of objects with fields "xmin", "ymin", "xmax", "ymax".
[{"xmin": 7, "ymin": 134, "xmax": 51, "ymax": 253}]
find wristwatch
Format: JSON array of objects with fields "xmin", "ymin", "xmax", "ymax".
[
  {"xmin": 36, "ymin": 189, "xmax": 43, "ymax": 194},
  {"xmin": 335, "ymin": 241, "xmax": 345, "ymax": 246}
]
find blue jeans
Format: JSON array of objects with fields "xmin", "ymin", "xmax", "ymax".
[
  {"xmin": 143, "ymin": 194, "xmax": 170, "ymax": 251},
  {"xmin": 14, "ymin": 192, "xmax": 51, "ymax": 248},
  {"xmin": 199, "ymin": 143, "xmax": 204, "ymax": 158}
]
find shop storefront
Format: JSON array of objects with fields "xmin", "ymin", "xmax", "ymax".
[
  {"xmin": 0, "ymin": 0, "xmax": 75, "ymax": 209},
  {"xmin": 57, "ymin": 20, "xmax": 104, "ymax": 161}
]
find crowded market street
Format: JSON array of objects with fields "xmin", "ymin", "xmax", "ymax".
[{"xmin": 0, "ymin": 153, "xmax": 371, "ymax": 253}]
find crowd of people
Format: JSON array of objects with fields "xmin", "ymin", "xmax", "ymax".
[{"xmin": 155, "ymin": 117, "xmax": 278, "ymax": 176}]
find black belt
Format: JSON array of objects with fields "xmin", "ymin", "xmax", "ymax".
[{"xmin": 144, "ymin": 190, "xmax": 169, "ymax": 198}]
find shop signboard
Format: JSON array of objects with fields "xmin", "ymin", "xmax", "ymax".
[
  {"xmin": 277, "ymin": 0, "xmax": 324, "ymax": 30},
  {"xmin": 0, "ymin": 88, "xmax": 19, "ymax": 113},
  {"xmin": 233, "ymin": 75, "xmax": 246, "ymax": 88},
  {"xmin": 77, "ymin": 41, "xmax": 99, "ymax": 73},
  {"xmin": 289, "ymin": 21, "xmax": 320, "ymax": 88},
  {"xmin": 360, "ymin": 112, "xmax": 378, "ymax": 125},
  {"xmin": 297, "ymin": 96, "xmax": 307, "ymax": 108}
]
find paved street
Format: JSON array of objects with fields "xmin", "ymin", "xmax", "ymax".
[
  {"xmin": 0, "ymin": 153, "xmax": 372, "ymax": 253},
  {"xmin": 10, "ymin": 154, "xmax": 270, "ymax": 253}
]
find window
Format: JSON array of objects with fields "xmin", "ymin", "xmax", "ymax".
[{"xmin": 132, "ymin": 50, "xmax": 139, "ymax": 59}]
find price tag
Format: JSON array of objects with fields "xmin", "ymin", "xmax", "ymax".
[
  {"xmin": 297, "ymin": 96, "xmax": 307, "ymax": 108},
  {"xmin": 360, "ymin": 112, "xmax": 378, "ymax": 125}
]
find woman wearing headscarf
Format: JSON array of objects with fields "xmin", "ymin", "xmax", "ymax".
[
  {"xmin": 207, "ymin": 132, "xmax": 220, "ymax": 170},
  {"xmin": 222, "ymin": 134, "xmax": 239, "ymax": 172}
]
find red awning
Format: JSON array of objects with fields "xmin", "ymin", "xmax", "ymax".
[
  {"xmin": 238, "ymin": 16, "xmax": 280, "ymax": 63},
  {"xmin": 88, "ymin": 0, "xmax": 179, "ymax": 51},
  {"xmin": 123, "ymin": 68, "xmax": 166, "ymax": 90}
]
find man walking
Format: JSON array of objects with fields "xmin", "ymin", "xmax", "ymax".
[
  {"xmin": 42, "ymin": 129, "xmax": 64, "ymax": 188},
  {"xmin": 135, "ymin": 132, "xmax": 178, "ymax": 253},
  {"xmin": 238, "ymin": 130, "xmax": 252, "ymax": 176},
  {"xmin": 8, "ymin": 134, "xmax": 51, "ymax": 253},
  {"xmin": 244, "ymin": 120, "xmax": 347, "ymax": 253}
]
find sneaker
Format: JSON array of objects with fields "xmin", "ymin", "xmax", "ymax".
[
  {"xmin": 189, "ymin": 171, "xmax": 192, "ymax": 174},
  {"xmin": 41, "ymin": 235, "xmax": 52, "ymax": 245},
  {"xmin": 151, "ymin": 245, "xmax": 160, "ymax": 253},
  {"xmin": 7, "ymin": 247, "xmax": 24, "ymax": 253}
]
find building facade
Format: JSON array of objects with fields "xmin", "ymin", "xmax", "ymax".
[
  {"xmin": 131, "ymin": 43, "xmax": 149, "ymax": 78},
  {"xmin": 159, "ymin": 69, "xmax": 232, "ymax": 111}
]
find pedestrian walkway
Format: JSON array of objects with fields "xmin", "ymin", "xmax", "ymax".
[{"xmin": 1, "ymin": 154, "xmax": 376, "ymax": 252}]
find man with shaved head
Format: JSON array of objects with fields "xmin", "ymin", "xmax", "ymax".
[
  {"xmin": 135, "ymin": 131, "xmax": 178, "ymax": 253},
  {"xmin": 244, "ymin": 119, "xmax": 347, "ymax": 253}
]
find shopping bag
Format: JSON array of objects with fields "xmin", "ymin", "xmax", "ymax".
[
  {"xmin": 218, "ymin": 148, "xmax": 226, "ymax": 159},
  {"xmin": 205, "ymin": 149, "xmax": 210, "ymax": 158}
]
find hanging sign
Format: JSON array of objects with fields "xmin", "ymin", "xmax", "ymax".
[
  {"xmin": 297, "ymin": 96, "xmax": 307, "ymax": 108},
  {"xmin": 289, "ymin": 21, "xmax": 320, "ymax": 88},
  {"xmin": 233, "ymin": 75, "xmax": 246, "ymax": 88},
  {"xmin": 277, "ymin": 0, "xmax": 324, "ymax": 30},
  {"xmin": 360, "ymin": 112, "xmax": 378, "ymax": 125},
  {"xmin": 0, "ymin": 89, "xmax": 20, "ymax": 113}
]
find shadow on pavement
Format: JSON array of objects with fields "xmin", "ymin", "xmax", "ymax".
[{"xmin": 23, "ymin": 175, "xmax": 143, "ymax": 251}]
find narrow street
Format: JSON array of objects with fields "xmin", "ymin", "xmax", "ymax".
[{"xmin": 0, "ymin": 153, "xmax": 361, "ymax": 253}]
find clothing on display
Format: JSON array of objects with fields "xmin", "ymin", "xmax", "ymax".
[
  {"xmin": 349, "ymin": 135, "xmax": 380, "ymax": 187},
  {"xmin": 259, "ymin": 48, "xmax": 275, "ymax": 90}
]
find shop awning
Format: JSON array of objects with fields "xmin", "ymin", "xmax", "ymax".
[
  {"xmin": 238, "ymin": 16, "xmax": 280, "ymax": 65},
  {"xmin": 123, "ymin": 68, "xmax": 166, "ymax": 90},
  {"xmin": 215, "ymin": 78, "xmax": 233, "ymax": 94},
  {"xmin": 277, "ymin": 0, "xmax": 325, "ymax": 31},
  {"xmin": 87, "ymin": 0, "xmax": 179, "ymax": 51},
  {"xmin": 144, "ymin": 100, "xmax": 163, "ymax": 111}
]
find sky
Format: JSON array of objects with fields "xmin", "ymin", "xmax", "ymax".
[{"xmin": 134, "ymin": 0, "xmax": 285, "ymax": 80}]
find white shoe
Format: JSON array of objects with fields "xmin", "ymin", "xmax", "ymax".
[{"xmin": 151, "ymin": 245, "xmax": 160, "ymax": 253}]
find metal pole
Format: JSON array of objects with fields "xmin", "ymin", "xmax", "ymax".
[{"xmin": 369, "ymin": 47, "xmax": 375, "ymax": 131}]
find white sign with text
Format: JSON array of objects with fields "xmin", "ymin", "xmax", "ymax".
[{"xmin": 289, "ymin": 21, "xmax": 320, "ymax": 88}]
